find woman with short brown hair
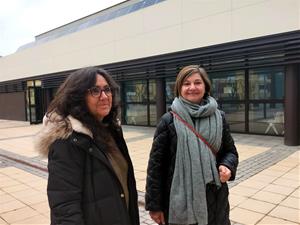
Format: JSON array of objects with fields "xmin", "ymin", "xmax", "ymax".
[{"xmin": 146, "ymin": 65, "xmax": 238, "ymax": 225}]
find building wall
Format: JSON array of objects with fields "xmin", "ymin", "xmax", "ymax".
[
  {"xmin": 0, "ymin": 92, "xmax": 26, "ymax": 121},
  {"xmin": 0, "ymin": 0, "xmax": 299, "ymax": 82}
]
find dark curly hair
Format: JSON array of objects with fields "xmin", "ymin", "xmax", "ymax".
[{"xmin": 47, "ymin": 66, "xmax": 120, "ymax": 144}]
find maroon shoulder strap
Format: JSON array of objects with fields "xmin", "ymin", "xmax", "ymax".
[{"xmin": 170, "ymin": 111, "xmax": 217, "ymax": 156}]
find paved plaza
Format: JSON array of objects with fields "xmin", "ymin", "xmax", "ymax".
[{"xmin": 0, "ymin": 119, "xmax": 299, "ymax": 224}]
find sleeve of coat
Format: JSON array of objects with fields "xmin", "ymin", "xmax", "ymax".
[
  {"xmin": 47, "ymin": 138, "xmax": 85, "ymax": 225},
  {"xmin": 145, "ymin": 116, "xmax": 170, "ymax": 211},
  {"xmin": 217, "ymin": 114, "xmax": 239, "ymax": 181}
]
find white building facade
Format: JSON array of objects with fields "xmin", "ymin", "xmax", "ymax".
[{"xmin": 0, "ymin": 0, "xmax": 299, "ymax": 145}]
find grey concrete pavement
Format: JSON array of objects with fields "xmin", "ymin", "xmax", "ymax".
[{"xmin": 0, "ymin": 120, "xmax": 299, "ymax": 224}]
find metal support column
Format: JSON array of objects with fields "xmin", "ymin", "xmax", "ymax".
[{"xmin": 284, "ymin": 64, "xmax": 300, "ymax": 146}]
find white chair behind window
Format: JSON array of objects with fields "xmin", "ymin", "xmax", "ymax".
[
  {"xmin": 274, "ymin": 112, "xmax": 284, "ymax": 123},
  {"xmin": 265, "ymin": 111, "xmax": 284, "ymax": 135}
]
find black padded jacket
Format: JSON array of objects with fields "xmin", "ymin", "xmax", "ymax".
[{"xmin": 46, "ymin": 128, "xmax": 139, "ymax": 225}]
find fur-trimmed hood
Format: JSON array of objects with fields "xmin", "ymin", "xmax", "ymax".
[{"xmin": 35, "ymin": 113, "xmax": 93, "ymax": 158}]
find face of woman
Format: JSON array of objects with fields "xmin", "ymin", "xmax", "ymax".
[
  {"xmin": 180, "ymin": 73, "xmax": 206, "ymax": 104},
  {"xmin": 86, "ymin": 74, "xmax": 112, "ymax": 121}
]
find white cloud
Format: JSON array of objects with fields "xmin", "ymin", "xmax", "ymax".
[{"xmin": 0, "ymin": 0, "xmax": 124, "ymax": 56}]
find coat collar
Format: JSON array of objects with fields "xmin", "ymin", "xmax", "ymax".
[
  {"xmin": 68, "ymin": 115, "xmax": 93, "ymax": 138},
  {"xmin": 35, "ymin": 112, "xmax": 93, "ymax": 157}
]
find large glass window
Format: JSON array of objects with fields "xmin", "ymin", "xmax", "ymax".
[
  {"xmin": 249, "ymin": 103, "xmax": 284, "ymax": 135},
  {"xmin": 219, "ymin": 103, "xmax": 245, "ymax": 132},
  {"xmin": 124, "ymin": 104, "xmax": 147, "ymax": 125},
  {"xmin": 248, "ymin": 67, "xmax": 284, "ymax": 136},
  {"xmin": 123, "ymin": 79, "xmax": 156, "ymax": 126},
  {"xmin": 125, "ymin": 80, "xmax": 147, "ymax": 102},
  {"xmin": 122, "ymin": 66, "xmax": 285, "ymax": 135},
  {"xmin": 249, "ymin": 67, "xmax": 284, "ymax": 100},
  {"xmin": 210, "ymin": 71, "xmax": 245, "ymax": 100}
]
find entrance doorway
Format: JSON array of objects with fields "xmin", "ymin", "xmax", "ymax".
[{"xmin": 26, "ymin": 81, "xmax": 43, "ymax": 124}]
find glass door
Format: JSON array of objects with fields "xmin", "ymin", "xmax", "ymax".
[{"xmin": 27, "ymin": 86, "xmax": 43, "ymax": 124}]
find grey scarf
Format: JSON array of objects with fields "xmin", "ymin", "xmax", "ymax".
[{"xmin": 169, "ymin": 96, "xmax": 223, "ymax": 225}]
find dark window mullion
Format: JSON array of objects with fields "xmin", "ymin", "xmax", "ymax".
[{"xmin": 245, "ymin": 68, "xmax": 249, "ymax": 132}]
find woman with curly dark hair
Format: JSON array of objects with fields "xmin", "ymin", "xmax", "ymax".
[{"xmin": 35, "ymin": 66, "xmax": 139, "ymax": 225}]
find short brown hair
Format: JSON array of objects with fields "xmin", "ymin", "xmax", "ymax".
[{"xmin": 174, "ymin": 65, "xmax": 211, "ymax": 97}]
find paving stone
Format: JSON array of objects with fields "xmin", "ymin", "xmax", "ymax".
[{"xmin": 0, "ymin": 125, "xmax": 299, "ymax": 225}]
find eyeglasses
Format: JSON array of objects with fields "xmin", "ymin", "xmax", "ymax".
[{"xmin": 88, "ymin": 86, "xmax": 112, "ymax": 97}]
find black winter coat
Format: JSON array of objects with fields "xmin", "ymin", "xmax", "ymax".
[
  {"xmin": 145, "ymin": 112, "xmax": 238, "ymax": 225},
  {"xmin": 36, "ymin": 115, "xmax": 139, "ymax": 225}
]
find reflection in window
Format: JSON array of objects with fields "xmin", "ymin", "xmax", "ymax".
[
  {"xmin": 124, "ymin": 80, "xmax": 147, "ymax": 102},
  {"xmin": 249, "ymin": 67, "xmax": 284, "ymax": 100},
  {"xmin": 123, "ymin": 79, "xmax": 157, "ymax": 126},
  {"xmin": 125, "ymin": 104, "xmax": 147, "ymax": 125},
  {"xmin": 249, "ymin": 103, "xmax": 284, "ymax": 135},
  {"xmin": 29, "ymin": 89, "xmax": 35, "ymax": 105},
  {"xmin": 166, "ymin": 78, "xmax": 175, "ymax": 102},
  {"xmin": 210, "ymin": 71, "xmax": 245, "ymax": 100},
  {"xmin": 149, "ymin": 80, "xmax": 156, "ymax": 102},
  {"xmin": 30, "ymin": 107, "xmax": 36, "ymax": 121},
  {"xmin": 219, "ymin": 104, "xmax": 245, "ymax": 132}
]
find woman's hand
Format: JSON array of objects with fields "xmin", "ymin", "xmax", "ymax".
[
  {"xmin": 218, "ymin": 165, "xmax": 231, "ymax": 183},
  {"xmin": 149, "ymin": 211, "xmax": 165, "ymax": 224}
]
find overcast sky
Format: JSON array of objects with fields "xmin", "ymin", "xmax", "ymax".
[{"xmin": 0, "ymin": 0, "xmax": 124, "ymax": 57}]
